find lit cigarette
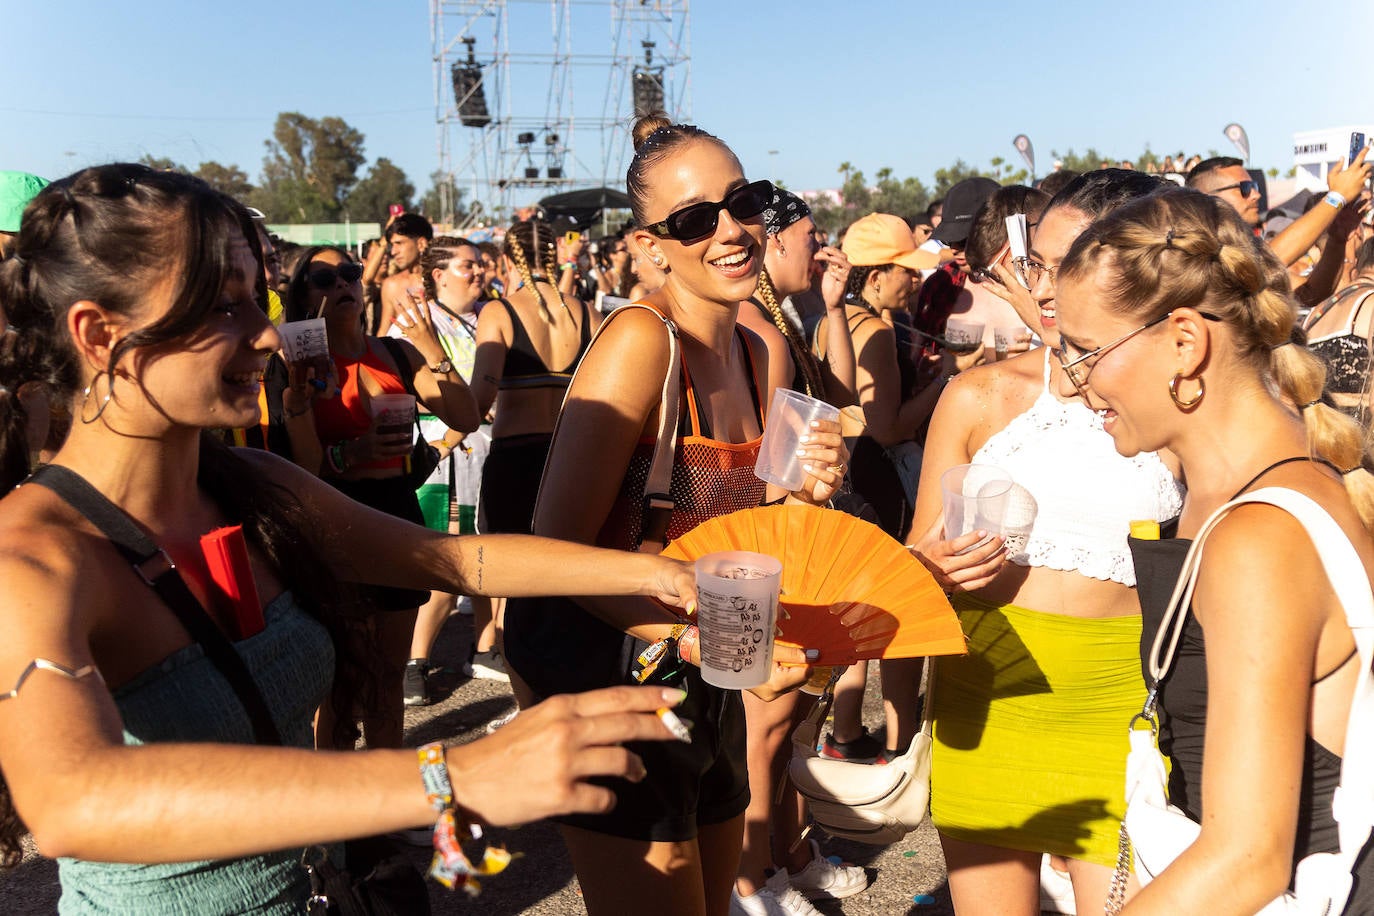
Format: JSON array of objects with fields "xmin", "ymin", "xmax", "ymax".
[{"xmin": 657, "ymin": 707, "xmax": 692, "ymax": 743}]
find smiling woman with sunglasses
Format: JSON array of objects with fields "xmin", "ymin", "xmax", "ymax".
[
  {"xmin": 270, "ymin": 244, "xmax": 481, "ymax": 751},
  {"xmin": 502, "ymin": 113, "xmax": 844, "ymax": 916},
  {"xmin": 1054, "ymin": 188, "xmax": 1374, "ymax": 915}
]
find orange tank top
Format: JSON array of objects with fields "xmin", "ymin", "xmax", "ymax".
[
  {"xmin": 597, "ymin": 324, "xmax": 768, "ymax": 550},
  {"xmin": 312, "ymin": 342, "xmax": 410, "ymax": 471}
]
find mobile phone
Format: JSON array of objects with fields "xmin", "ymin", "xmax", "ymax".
[
  {"xmin": 1350, "ymin": 132, "xmax": 1367, "ymax": 165},
  {"xmin": 565, "ymin": 231, "xmax": 581, "ymax": 245},
  {"xmin": 389, "ymin": 204, "xmax": 404, "ymax": 219}
]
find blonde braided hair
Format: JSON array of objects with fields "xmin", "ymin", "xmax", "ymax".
[
  {"xmin": 756, "ymin": 268, "xmax": 826, "ymax": 399},
  {"xmin": 1060, "ymin": 188, "xmax": 1374, "ymax": 530}
]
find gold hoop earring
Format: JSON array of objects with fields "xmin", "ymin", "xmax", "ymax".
[
  {"xmin": 1169, "ymin": 372, "xmax": 1204, "ymax": 409},
  {"xmin": 80, "ymin": 372, "xmax": 114, "ymax": 424}
]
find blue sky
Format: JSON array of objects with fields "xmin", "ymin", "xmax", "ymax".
[{"xmin": 2, "ymin": 0, "xmax": 1369, "ymax": 215}]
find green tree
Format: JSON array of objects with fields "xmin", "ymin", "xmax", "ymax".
[
  {"xmin": 138, "ymin": 154, "xmax": 185, "ymax": 172},
  {"xmin": 256, "ymin": 112, "xmax": 367, "ymax": 221},
  {"xmin": 193, "ymin": 161, "xmax": 253, "ymax": 201},
  {"xmin": 345, "ymin": 158, "xmax": 415, "ymax": 225},
  {"xmin": 1050, "ymin": 148, "xmax": 1114, "ymax": 174},
  {"xmin": 419, "ymin": 171, "xmax": 470, "ymax": 226}
]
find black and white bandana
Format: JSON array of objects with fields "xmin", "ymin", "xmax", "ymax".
[{"xmin": 762, "ymin": 186, "xmax": 811, "ymax": 236}]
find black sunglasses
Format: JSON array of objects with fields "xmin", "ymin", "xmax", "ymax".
[
  {"xmin": 307, "ymin": 262, "xmax": 363, "ymax": 290},
  {"xmin": 644, "ymin": 179, "xmax": 774, "ymax": 242},
  {"xmin": 1211, "ymin": 180, "xmax": 1260, "ymax": 198}
]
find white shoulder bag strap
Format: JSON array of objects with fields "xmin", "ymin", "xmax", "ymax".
[
  {"xmin": 532, "ymin": 303, "xmax": 680, "ymax": 552},
  {"xmin": 1143, "ymin": 486, "xmax": 1374, "ymax": 897}
]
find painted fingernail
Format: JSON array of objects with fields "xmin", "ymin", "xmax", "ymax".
[
  {"xmin": 685, "ymin": 600, "xmax": 696, "ymax": 616},
  {"xmin": 799, "ymin": 434, "xmax": 812, "ymax": 443},
  {"xmin": 810, "ymin": 420, "xmax": 822, "ymax": 428},
  {"xmin": 661, "ymin": 687, "xmax": 688, "ymax": 705},
  {"xmin": 795, "ymin": 448, "xmax": 806, "ymax": 457}
]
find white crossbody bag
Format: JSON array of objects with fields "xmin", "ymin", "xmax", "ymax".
[{"xmin": 1108, "ymin": 487, "xmax": 1374, "ymax": 915}]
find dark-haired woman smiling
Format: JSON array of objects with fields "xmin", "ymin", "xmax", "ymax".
[{"xmin": 504, "ymin": 115, "xmax": 843, "ymax": 916}]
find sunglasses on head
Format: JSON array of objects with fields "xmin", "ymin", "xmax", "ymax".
[
  {"xmin": 307, "ymin": 262, "xmax": 363, "ymax": 290},
  {"xmin": 1212, "ymin": 180, "xmax": 1260, "ymax": 198},
  {"xmin": 644, "ymin": 179, "xmax": 775, "ymax": 242}
]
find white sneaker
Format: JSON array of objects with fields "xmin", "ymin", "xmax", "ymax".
[
  {"xmin": 730, "ymin": 870, "xmax": 822, "ymax": 916},
  {"xmin": 787, "ymin": 839, "xmax": 868, "ymax": 900},
  {"xmin": 1038, "ymin": 854, "xmax": 1077, "ymax": 914},
  {"xmin": 485, "ymin": 707, "xmax": 518, "ymax": 734},
  {"xmin": 467, "ymin": 650, "xmax": 510, "ymax": 682}
]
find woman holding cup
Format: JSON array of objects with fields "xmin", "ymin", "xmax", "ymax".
[
  {"xmin": 502, "ymin": 113, "xmax": 843, "ymax": 916},
  {"xmin": 272, "ymin": 245, "xmax": 481, "ymax": 750},
  {"xmin": 905, "ymin": 170, "xmax": 1184, "ymax": 914}
]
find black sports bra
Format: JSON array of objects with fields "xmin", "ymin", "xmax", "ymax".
[{"xmin": 497, "ymin": 296, "xmax": 592, "ymax": 391}]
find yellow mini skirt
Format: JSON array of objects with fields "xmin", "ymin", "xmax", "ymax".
[{"xmin": 929, "ymin": 593, "xmax": 1145, "ymax": 867}]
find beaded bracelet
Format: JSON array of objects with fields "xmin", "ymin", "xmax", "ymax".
[{"xmin": 417, "ymin": 742, "xmax": 514, "ymax": 895}]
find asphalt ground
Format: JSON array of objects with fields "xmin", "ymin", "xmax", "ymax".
[{"xmin": 0, "ymin": 610, "xmax": 959, "ymax": 915}]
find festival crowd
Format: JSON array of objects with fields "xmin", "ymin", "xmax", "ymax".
[{"xmin": 0, "ymin": 114, "xmax": 1372, "ymax": 916}]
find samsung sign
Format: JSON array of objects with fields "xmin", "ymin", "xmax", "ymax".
[{"xmin": 1293, "ymin": 142, "xmax": 1327, "ymax": 155}]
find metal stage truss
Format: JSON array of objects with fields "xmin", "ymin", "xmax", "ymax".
[{"xmin": 430, "ymin": 0, "xmax": 690, "ymax": 229}]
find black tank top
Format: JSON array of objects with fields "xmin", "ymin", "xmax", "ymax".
[
  {"xmin": 497, "ymin": 296, "xmax": 592, "ymax": 391},
  {"xmin": 1128, "ymin": 457, "xmax": 1374, "ymax": 902}
]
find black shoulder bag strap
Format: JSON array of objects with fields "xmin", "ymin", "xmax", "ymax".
[{"xmin": 26, "ymin": 465, "xmax": 283, "ymax": 746}]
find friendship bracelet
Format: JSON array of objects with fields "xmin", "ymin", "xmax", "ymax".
[
  {"xmin": 676, "ymin": 624, "xmax": 700, "ymax": 668},
  {"xmin": 417, "ymin": 743, "xmax": 513, "ymax": 895}
]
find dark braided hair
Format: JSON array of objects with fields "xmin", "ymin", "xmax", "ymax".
[{"xmin": 503, "ymin": 220, "xmax": 571, "ymax": 324}]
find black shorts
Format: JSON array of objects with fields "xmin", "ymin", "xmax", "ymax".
[
  {"xmin": 479, "ymin": 434, "xmax": 553, "ymax": 534},
  {"xmin": 504, "ymin": 595, "xmax": 750, "ymax": 843},
  {"xmin": 330, "ymin": 475, "xmax": 431, "ymax": 610}
]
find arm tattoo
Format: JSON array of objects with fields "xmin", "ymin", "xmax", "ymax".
[{"xmin": 476, "ymin": 545, "xmax": 484, "ymax": 591}]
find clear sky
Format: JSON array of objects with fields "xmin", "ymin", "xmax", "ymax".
[{"xmin": 3, "ymin": 0, "xmax": 1369, "ymax": 216}]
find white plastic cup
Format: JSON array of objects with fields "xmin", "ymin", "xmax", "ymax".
[
  {"xmin": 694, "ymin": 551, "xmax": 782, "ymax": 689},
  {"xmin": 944, "ymin": 318, "xmax": 985, "ymax": 353},
  {"xmin": 1001, "ymin": 483, "xmax": 1039, "ymax": 557},
  {"xmin": 941, "ymin": 464, "xmax": 1014, "ymax": 552},
  {"xmin": 993, "ymin": 325, "xmax": 1025, "ymax": 360},
  {"xmin": 754, "ymin": 388, "xmax": 841, "ymax": 491},
  {"xmin": 277, "ymin": 319, "xmax": 329, "ymax": 364},
  {"xmin": 369, "ymin": 392, "xmax": 416, "ymax": 439}
]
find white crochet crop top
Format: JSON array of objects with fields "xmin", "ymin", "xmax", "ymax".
[{"xmin": 969, "ymin": 351, "xmax": 1183, "ymax": 585}]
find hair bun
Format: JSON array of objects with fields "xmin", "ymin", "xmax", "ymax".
[{"xmin": 632, "ymin": 112, "xmax": 673, "ymax": 152}]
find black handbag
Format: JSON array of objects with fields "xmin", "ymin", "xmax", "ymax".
[{"xmin": 26, "ymin": 464, "xmax": 432, "ymax": 916}]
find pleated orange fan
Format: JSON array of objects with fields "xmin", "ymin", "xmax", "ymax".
[{"xmin": 662, "ymin": 504, "xmax": 967, "ymax": 665}]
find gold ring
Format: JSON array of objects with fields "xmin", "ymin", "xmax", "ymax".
[{"xmin": 826, "ymin": 463, "xmax": 846, "ymax": 475}]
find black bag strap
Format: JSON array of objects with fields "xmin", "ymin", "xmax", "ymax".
[
  {"xmin": 26, "ymin": 465, "xmax": 283, "ymax": 746},
  {"xmin": 378, "ymin": 335, "xmax": 420, "ymax": 399}
]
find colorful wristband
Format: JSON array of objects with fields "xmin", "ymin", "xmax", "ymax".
[
  {"xmin": 417, "ymin": 743, "xmax": 512, "ymax": 895},
  {"xmin": 676, "ymin": 624, "xmax": 699, "ymax": 668}
]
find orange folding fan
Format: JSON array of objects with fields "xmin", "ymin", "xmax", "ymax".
[{"xmin": 662, "ymin": 505, "xmax": 966, "ymax": 665}]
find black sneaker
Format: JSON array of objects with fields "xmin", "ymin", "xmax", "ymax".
[
  {"xmin": 820, "ymin": 728, "xmax": 883, "ymax": 762},
  {"xmin": 403, "ymin": 659, "xmax": 432, "ymax": 707}
]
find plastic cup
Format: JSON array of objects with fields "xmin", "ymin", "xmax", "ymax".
[
  {"xmin": 694, "ymin": 551, "xmax": 782, "ymax": 689},
  {"xmin": 941, "ymin": 464, "xmax": 1014, "ymax": 552},
  {"xmin": 1001, "ymin": 483, "xmax": 1039, "ymax": 556},
  {"xmin": 944, "ymin": 319, "xmax": 985, "ymax": 354},
  {"xmin": 278, "ymin": 319, "xmax": 329, "ymax": 364},
  {"xmin": 754, "ymin": 388, "xmax": 841, "ymax": 491},
  {"xmin": 369, "ymin": 392, "xmax": 416, "ymax": 439},
  {"xmin": 993, "ymin": 325, "xmax": 1025, "ymax": 360}
]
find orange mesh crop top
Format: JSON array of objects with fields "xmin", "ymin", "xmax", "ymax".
[{"xmin": 597, "ymin": 315, "xmax": 768, "ymax": 551}]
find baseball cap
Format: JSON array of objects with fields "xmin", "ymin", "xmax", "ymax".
[
  {"xmin": 0, "ymin": 171, "xmax": 49, "ymax": 233},
  {"xmin": 842, "ymin": 213, "xmax": 940, "ymax": 271},
  {"xmin": 931, "ymin": 177, "xmax": 1001, "ymax": 245}
]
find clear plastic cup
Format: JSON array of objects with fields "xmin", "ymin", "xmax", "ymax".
[
  {"xmin": 941, "ymin": 464, "xmax": 1013, "ymax": 552},
  {"xmin": 994, "ymin": 325, "xmax": 1026, "ymax": 360},
  {"xmin": 694, "ymin": 551, "xmax": 782, "ymax": 689},
  {"xmin": 944, "ymin": 319, "xmax": 985, "ymax": 354},
  {"xmin": 277, "ymin": 319, "xmax": 329, "ymax": 367},
  {"xmin": 369, "ymin": 392, "xmax": 416, "ymax": 439},
  {"xmin": 754, "ymin": 388, "xmax": 841, "ymax": 492},
  {"xmin": 1001, "ymin": 483, "xmax": 1039, "ymax": 556}
]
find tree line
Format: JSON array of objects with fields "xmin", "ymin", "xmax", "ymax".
[{"xmin": 141, "ymin": 112, "xmax": 465, "ymax": 226}]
